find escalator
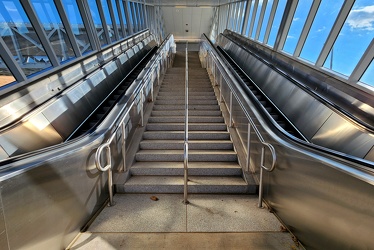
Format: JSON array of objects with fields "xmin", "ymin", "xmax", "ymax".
[
  {"xmin": 216, "ymin": 46, "xmax": 307, "ymax": 141},
  {"xmin": 68, "ymin": 46, "xmax": 158, "ymax": 140}
]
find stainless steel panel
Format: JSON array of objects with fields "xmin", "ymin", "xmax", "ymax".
[
  {"xmin": 206, "ymin": 36, "xmax": 374, "ymax": 249},
  {"xmin": 283, "ymin": 88, "xmax": 332, "ymax": 139},
  {"xmin": 103, "ymin": 61, "xmax": 120, "ymax": 89},
  {"xmin": 0, "ymin": 197, "xmax": 8, "ymax": 250},
  {"xmin": 365, "ymin": 146, "xmax": 374, "ymax": 161},
  {"xmin": 118, "ymin": 54, "xmax": 128, "ymax": 65},
  {"xmin": 86, "ymin": 70, "xmax": 111, "ymax": 107},
  {"xmin": 42, "ymin": 86, "xmax": 93, "ymax": 139},
  {"xmin": 0, "ymin": 139, "xmax": 108, "ymax": 249},
  {"xmin": 1, "ymin": 113, "xmax": 63, "ymax": 156},
  {"xmin": 101, "ymin": 48, "xmax": 115, "ymax": 63},
  {"xmin": 0, "ymin": 146, "xmax": 8, "ymax": 160},
  {"xmin": 81, "ymin": 57, "xmax": 100, "ymax": 74},
  {"xmin": 312, "ymin": 113, "xmax": 374, "ymax": 158}
]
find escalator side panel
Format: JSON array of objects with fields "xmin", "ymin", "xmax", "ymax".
[
  {"xmin": 284, "ymin": 88, "xmax": 333, "ymax": 140},
  {"xmin": 311, "ymin": 112, "xmax": 373, "ymax": 158},
  {"xmin": 42, "ymin": 84, "xmax": 94, "ymax": 139},
  {"xmin": 0, "ymin": 113, "xmax": 63, "ymax": 157},
  {"xmin": 216, "ymin": 34, "xmax": 374, "ymax": 160}
]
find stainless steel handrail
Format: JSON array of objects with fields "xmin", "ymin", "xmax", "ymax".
[
  {"xmin": 183, "ymin": 44, "xmax": 189, "ymax": 205},
  {"xmin": 94, "ymin": 35, "xmax": 175, "ymax": 207},
  {"xmin": 200, "ymin": 35, "xmax": 277, "ymax": 208}
]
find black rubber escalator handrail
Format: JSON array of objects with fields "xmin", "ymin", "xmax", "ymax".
[{"xmin": 220, "ymin": 33, "xmax": 374, "ymax": 134}]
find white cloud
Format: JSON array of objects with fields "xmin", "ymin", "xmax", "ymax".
[
  {"xmin": 346, "ymin": 5, "xmax": 374, "ymax": 31},
  {"xmin": 287, "ymin": 35, "xmax": 295, "ymax": 39},
  {"xmin": 293, "ymin": 17, "xmax": 300, "ymax": 21},
  {"xmin": 317, "ymin": 26, "xmax": 326, "ymax": 32}
]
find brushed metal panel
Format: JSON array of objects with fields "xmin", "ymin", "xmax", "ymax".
[
  {"xmin": 364, "ymin": 146, "xmax": 374, "ymax": 162},
  {"xmin": 103, "ymin": 61, "xmax": 120, "ymax": 89},
  {"xmin": 81, "ymin": 57, "xmax": 100, "ymax": 74},
  {"xmin": 283, "ymin": 88, "xmax": 332, "ymax": 140},
  {"xmin": 0, "ymin": 197, "xmax": 8, "ymax": 250},
  {"xmin": 312, "ymin": 113, "xmax": 374, "ymax": 158},
  {"xmin": 0, "ymin": 142, "xmax": 108, "ymax": 249},
  {"xmin": 118, "ymin": 54, "xmax": 128, "ymax": 65},
  {"xmin": 86, "ymin": 70, "xmax": 111, "ymax": 106},
  {"xmin": 1, "ymin": 113, "xmax": 63, "ymax": 156},
  {"xmin": 0, "ymin": 145, "xmax": 8, "ymax": 160},
  {"xmin": 266, "ymin": 144, "xmax": 374, "ymax": 250},
  {"xmin": 43, "ymin": 85, "xmax": 93, "ymax": 139}
]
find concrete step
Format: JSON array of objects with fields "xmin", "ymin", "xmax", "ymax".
[
  {"xmin": 129, "ymin": 162, "xmax": 242, "ymax": 176},
  {"xmin": 151, "ymin": 110, "xmax": 222, "ymax": 116},
  {"xmin": 119, "ymin": 176, "xmax": 254, "ymax": 194},
  {"xmin": 156, "ymin": 95, "xmax": 217, "ymax": 100},
  {"xmin": 155, "ymin": 99, "xmax": 218, "ymax": 105},
  {"xmin": 139, "ymin": 140, "xmax": 233, "ymax": 150},
  {"xmin": 135, "ymin": 149, "xmax": 237, "ymax": 162},
  {"xmin": 148, "ymin": 116, "xmax": 224, "ymax": 123},
  {"xmin": 152, "ymin": 105, "xmax": 220, "ymax": 111},
  {"xmin": 143, "ymin": 131, "xmax": 231, "ymax": 140},
  {"xmin": 146, "ymin": 123, "xmax": 227, "ymax": 131},
  {"xmin": 160, "ymin": 87, "xmax": 213, "ymax": 91},
  {"xmin": 157, "ymin": 91, "xmax": 215, "ymax": 96}
]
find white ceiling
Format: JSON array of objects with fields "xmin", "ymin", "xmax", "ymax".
[{"xmin": 162, "ymin": 7, "xmax": 214, "ymax": 41}]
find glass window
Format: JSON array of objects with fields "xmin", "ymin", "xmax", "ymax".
[
  {"xmin": 87, "ymin": 0, "xmax": 107, "ymax": 46},
  {"xmin": 360, "ymin": 60, "xmax": 374, "ymax": 87},
  {"xmin": 300, "ymin": 0, "xmax": 344, "ymax": 63},
  {"xmin": 110, "ymin": 0, "xmax": 123, "ymax": 38},
  {"xmin": 136, "ymin": 3, "xmax": 143, "ymax": 30},
  {"xmin": 100, "ymin": 0, "xmax": 116, "ymax": 43},
  {"xmin": 323, "ymin": 0, "xmax": 374, "ymax": 77},
  {"xmin": 128, "ymin": 2, "xmax": 135, "ymax": 33},
  {"xmin": 245, "ymin": 1, "xmax": 255, "ymax": 36},
  {"xmin": 118, "ymin": 0, "xmax": 127, "ymax": 36},
  {"xmin": 61, "ymin": 0, "xmax": 92, "ymax": 54},
  {"xmin": 258, "ymin": 0, "xmax": 273, "ymax": 42},
  {"xmin": 282, "ymin": 0, "xmax": 313, "ymax": 54},
  {"xmin": 0, "ymin": 56, "xmax": 16, "ymax": 87},
  {"xmin": 267, "ymin": 0, "xmax": 287, "ymax": 47},
  {"xmin": 0, "ymin": 0, "xmax": 52, "ymax": 76},
  {"xmin": 251, "ymin": 1, "xmax": 262, "ymax": 38},
  {"xmin": 238, "ymin": 1, "xmax": 247, "ymax": 33},
  {"xmin": 32, "ymin": 0, "xmax": 75, "ymax": 62}
]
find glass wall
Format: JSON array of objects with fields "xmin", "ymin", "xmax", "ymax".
[
  {"xmin": 222, "ymin": 0, "xmax": 374, "ymax": 89},
  {"xmin": 31, "ymin": 0, "xmax": 75, "ymax": 62},
  {"xmin": 0, "ymin": 0, "xmax": 156, "ymax": 88},
  {"xmin": 61, "ymin": 0, "xmax": 92, "ymax": 54},
  {"xmin": 0, "ymin": 0, "xmax": 52, "ymax": 76}
]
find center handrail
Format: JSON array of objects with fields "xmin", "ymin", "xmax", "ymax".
[{"xmin": 183, "ymin": 43, "xmax": 189, "ymax": 204}]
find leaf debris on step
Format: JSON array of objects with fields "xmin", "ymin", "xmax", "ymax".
[{"xmin": 150, "ymin": 196, "xmax": 159, "ymax": 201}]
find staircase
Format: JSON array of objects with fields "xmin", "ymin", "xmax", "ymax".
[{"xmin": 121, "ymin": 51, "xmax": 255, "ymax": 194}]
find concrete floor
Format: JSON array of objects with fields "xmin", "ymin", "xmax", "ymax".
[{"xmin": 68, "ymin": 194, "xmax": 302, "ymax": 249}]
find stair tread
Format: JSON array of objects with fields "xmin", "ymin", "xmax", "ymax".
[
  {"xmin": 124, "ymin": 176, "xmax": 247, "ymax": 186},
  {"xmin": 136, "ymin": 149, "xmax": 236, "ymax": 154},
  {"xmin": 131, "ymin": 161, "xmax": 241, "ymax": 169}
]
